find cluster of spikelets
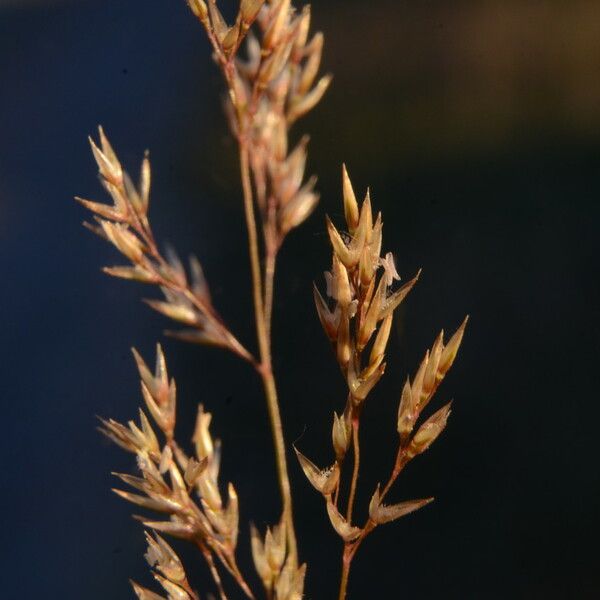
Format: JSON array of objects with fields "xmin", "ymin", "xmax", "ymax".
[
  {"xmin": 295, "ymin": 168, "xmax": 468, "ymax": 567},
  {"xmin": 100, "ymin": 345, "xmax": 255, "ymax": 599},
  {"xmin": 76, "ymin": 128, "xmax": 254, "ymax": 362},
  {"xmin": 79, "ymin": 1, "xmax": 468, "ymax": 599},
  {"xmin": 188, "ymin": 0, "xmax": 330, "ymax": 247}
]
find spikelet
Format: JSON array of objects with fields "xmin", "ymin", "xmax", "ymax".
[
  {"xmin": 368, "ymin": 486, "xmax": 433, "ymax": 525},
  {"xmin": 294, "ymin": 447, "xmax": 340, "ymax": 496},
  {"xmin": 397, "ymin": 318, "xmax": 468, "ymax": 444},
  {"xmin": 130, "ymin": 531, "xmax": 198, "ymax": 600},
  {"xmin": 251, "ymin": 518, "xmax": 306, "ymax": 599}
]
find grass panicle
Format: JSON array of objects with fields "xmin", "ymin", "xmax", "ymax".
[{"xmin": 79, "ymin": 1, "xmax": 467, "ymax": 598}]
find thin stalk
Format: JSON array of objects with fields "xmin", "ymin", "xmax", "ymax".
[
  {"xmin": 337, "ymin": 450, "xmax": 410, "ymax": 599},
  {"xmin": 196, "ymin": 541, "xmax": 229, "ymax": 600},
  {"xmin": 239, "ymin": 145, "xmax": 298, "ymax": 565},
  {"xmin": 337, "ymin": 546, "xmax": 352, "ymax": 600},
  {"xmin": 346, "ymin": 418, "xmax": 361, "ymax": 523},
  {"xmin": 264, "ymin": 248, "xmax": 277, "ymax": 341}
]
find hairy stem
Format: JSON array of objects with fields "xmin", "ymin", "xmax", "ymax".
[{"xmin": 239, "ymin": 145, "xmax": 298, "ymax": 565}]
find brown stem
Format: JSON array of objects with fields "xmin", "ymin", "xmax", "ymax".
[
  {"xmin": 337, "ymin": 545, "xmax": 353, "ymax": 600},
  {"xmin": 346, "ymin": 417, "xmax": 361, "ymax": 523},
  {"xmin": 239, "ymin": 145, "xmax": 298, "ymax": 565},
  {"xmin": 380, "ymin": 450, "xmax": 409, "ymax": 502},
  {"xmin": 196, "ymin": 541, "xmax": 229, "ymax": 600},
  {"xmin": 264, "ymin": 248, "xmax": 277, "ymax": 341},
  {"xmin": 337, "ymin": 448, "xmax": 410, "ymax": 599}
]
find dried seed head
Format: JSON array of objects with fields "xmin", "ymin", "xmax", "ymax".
[
  {"xmin": 251, "ymin": 523, "xmax": 273, "ymax": 590},
  {"xmin": 263, "ymin": 0, "xmax": 291, "ymax": 50},
  {"xmin": 240, "ymin": 0, "xmax": 265, "ymax": 23},
  {"xmin": 352, "ymin": 362, "xmax": 386, "ymax": 403},
  {"xmin": 221, "ymin": 25, "xmax": 240, "ymax": 54},
  {"xmin": 288, "ymin": 74, "xmax": 332, "ymax": 124},
  {"xmin": 154, "ymin": 574, "xmax": 192, "ymax": 600},
  {"xmin": 439, "ymin": 316, "xmax": 469, "ymax": 376},
  {"xmin": 144, "ymin": 532, "xmax": 187, "ymax": 584},
  {"xmin": 208, "ymin": 0, "xmax": 229, "ymax": 43},
  {"xmin": 293, "ymin": 5, "xmax": 311, "ymax": 51},
  {"xmin": 265, "ymin": 520, "xmax": 287, "ymax": 573},
  {"xmin": 275, "ymin": 558, "xmax": 306, "ymax": 600},
  {"xmin": 100, "ymin": 221, "xmax": 144, "ymax": 262},
  {"xmin": 193, "ymin": 404, "xmax": 214, "ymax": 461},
  {"xmin": 187, "ymin": 0, "xmax": 208, "ymax": 21},
  {"xmin": 422, "ymin": 330, "xmax": 444, "ymax": 399},
  {"xmin": 98, "ymin": 412, "xmax": 160, "ymax": 457},
  {"xmin": 326, "ymin": 498, "xmax": 362, "ymax": 541},
  {"xmin": 224, "ymin": 483, "xmax": 240, "ymax": 546},
  {"xmin": 142, "ymin": 517, "xmax": 196, "ymax": 541},
  {"xmin": 198, "ymin": 472, "xmax": 222, "ymax": 511},
  {"xmin": 90, "ymin": 127, "xmax": 123, "ymax": 186},
  {"xmin": 341, "ymin": 165, "xmax": 359, "ymax": 233},
  {"xmin": 326, "ymin": 215, "xmax": 354, "ymax": 267},
  {"xmin": 313, "ymin": 284, "xmax": 339, "ymax": 341},
  {"xmin": 278, "ymin": 178, "xmax": 319, "ymax": 235},
  {"xmin": 183, "ymin": 457, "xmax": 207, "ymax": 487},
  {"xmin": 368, "ymin": 486, "xmax": 433, "ymax": 525},
  {"xmin": 336, "ymin": 310, "xmax": 351, "ymax": 368},
  {"xmin": 332, "ymin": 255, "xmax": 352, "ymax": 308},
  {"xmin": 369, "ymin": 313, "xmax": 393, "ymax": 368},
  {"xmin": 294, "ymin": 447, "xmax": 340, "ymax": 496},
  {"xmin": 298, "ymin": 31, "xmax": 324, "ymax": 95},
  {"xmin": 139, "ymin": 153, "xmax": 151, "ymax": 212},
  {"xmin": 332, "ymin": 411, "xmax": 351, "ymax": 459},
  {"xmin": 397, "ymin": 377, "xmax": 416, "ymax": 443},
  {"xmin": 378, "ymin": 270, "xmax": 421, "ymax": 320},
  {"xmin": 407, "ymin": 402, "xmax": 452, "ymax": 459},
  {"xmin": 102, "ymin": 265, "xmax": 156, "ymax": 283},
  {"xmin": 159, "ymin": 445, "xmax": 173, "ymax": 474}
]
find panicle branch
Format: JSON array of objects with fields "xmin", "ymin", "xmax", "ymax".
[
  {"xmin": 294, "ymin": 167, "xmax": 468, "ymax": 599},
  {"xmin": 188, "ymin": 0, "xmax": 330, "ymax": 251},
  {"xmin": 101, "ymin": 346, "xmax": 255, "ymax": 600},
  {"xmin": 250, "ymin": 518, "xmax": 307, "ymax": 600},
  {"xmin": 77, "ymin": 128, "xmax": 255, "ymax": 365}
]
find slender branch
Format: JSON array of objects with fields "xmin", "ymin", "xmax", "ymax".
[
  {"xmin": 346, "ymin": 417, "xmax": 361, "ymax": 523},
  {"xmin": 380, "ymin": 450, "xmax": 409, "ymax": 502},
  {"xmin": 337, "ymin": 546, "xmax": 352, "ymax": 600},
  {"xmin": 264, "ymin": 248, "xmax": 277, "ymax": 341},
  {"xmin": 196, "ymin": 541, "xmax": 229, "ymax": 600},
  {"xmin": 337, "ymin": 449, "xmax": 411, "ymax": 600},
  {"xmin": 239, "ymin": 144, "xmax": 298, "ymax": 565},
  {"xmin": 338, "ymin": 417, "xmax": 361, "ymax": 600},
  {"xmin": 239, "ymin": 146, "xmax": 266, "ymax": 356}
]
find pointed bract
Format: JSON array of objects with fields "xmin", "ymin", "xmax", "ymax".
[
  {"xmin": 369, "ymin": 486, "xmax": 433, "ymax": 525},
  {"xmin": 326, "ymin": 499, "xmax": 362, "ymax": 542}
]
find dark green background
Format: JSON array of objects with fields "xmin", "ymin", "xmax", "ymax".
[{"xmin": 1, "ymin": 0, "xmax": 598, "ymax": 597}]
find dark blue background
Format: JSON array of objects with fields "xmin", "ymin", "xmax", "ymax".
[{"xmin": 1, "ymin": 1, "xmax": 598, "ymax": 598}]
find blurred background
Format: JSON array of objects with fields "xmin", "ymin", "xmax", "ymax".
[{"xmin": 1, "ymin": 0, "xmax": 599, "ymax": 598}]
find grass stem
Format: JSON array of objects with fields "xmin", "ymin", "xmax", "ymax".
[{"xmin": 239, "ymin": 145, "xmax": 298, "ymax": 565}]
